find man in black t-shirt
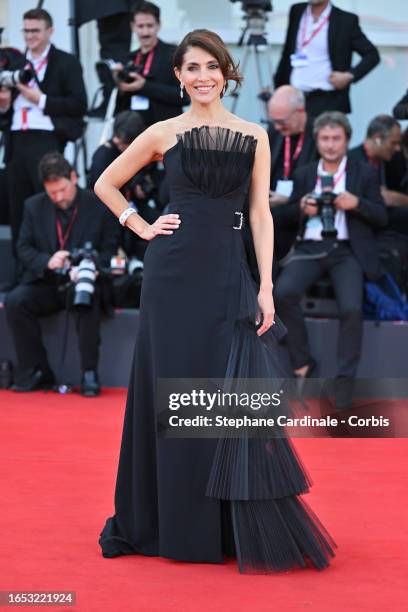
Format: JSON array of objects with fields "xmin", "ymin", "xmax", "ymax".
[{"xmin": 114, "ymin": 1, "xmax": 187, "ymax": 126}]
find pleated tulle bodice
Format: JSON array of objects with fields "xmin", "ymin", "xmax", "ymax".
[{"xmin": 163, "ymin": 126, "xmax": 258, "ymax": 203}]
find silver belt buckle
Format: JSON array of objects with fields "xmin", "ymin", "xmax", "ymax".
[{"xmin": 233, "ymin": 211, "xmax": 243, "ymax": 230}]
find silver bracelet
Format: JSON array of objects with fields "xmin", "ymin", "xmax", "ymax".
[{"xmin": 119, "ymin": 207, "xmax": 137, "ymax": 227}]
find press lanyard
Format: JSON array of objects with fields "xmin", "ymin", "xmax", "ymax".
[
  {"xmin": 300, "ymin": 7, "xmax": 331, "ymax": 49},
  {"xmin": 134, "ymin": 45, "xmax": 156, "ymax": 77},
  {"xmin": 283, "ymin": 132, "xmax": 305, "ymax": 179},
  {"xmin": 316, "ymin": 165, "xmax": 347, "ymax": 191},
  {"xmin": 21, "ymin": 52, "xmax": 49, "ymax": 131},
  {"xmin": 56, "ymin": 206, "xmax": 78, "ymax": 250}
]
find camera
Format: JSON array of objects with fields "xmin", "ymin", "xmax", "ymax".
[
  {"xmin": 230, "ymin": 0, "xmax": 273, "ymax": 11},
  {"xmin": 309, "ymin": 175, "xmax": 337, "ymax": 238},
  {"xmin": 116, "ymin": 61, "xmax": 142, "ymax": 84},
  {"xmin": 70, "ymin": 242, "xmax": 98, "ymax": 307},
  {"xmin": 0, "ymin": 31, "xmax": 35, "ymax": 88}
]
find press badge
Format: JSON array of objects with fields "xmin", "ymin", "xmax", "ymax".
[
  {"xmin": 290, "ymin": 52, "xmax": 309, "ymax": 68},
  {"xmin": 131, "ymin": 95, "xmax": 150, "ymax": 110},
  {"xmin": 275, "ymin": 180, "xmax": 294, "ymax": 198}
]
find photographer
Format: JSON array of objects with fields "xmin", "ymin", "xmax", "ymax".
[
  {"xmin": 5, "ymin": 152, "xmax": 119, "ymax": 396},
  {"xmin": 349, "ymin": 115, "xmax": 408, "ymax": 234},
  {"xmin": 89, "ymin": 110, "xmax": 163, "ymax": 260},
  {"xmin": 0, "ymin": 8, "xmax": 87, "ymax": 251},
  {"xmin": 114, "ymin": 1, "xmax": 188, "ymax": 126},
  {"xmin": 274, "ymin": 112, "xmax": 387, "ymax": 409}
]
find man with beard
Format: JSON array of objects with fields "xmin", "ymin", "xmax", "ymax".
[
  {"xmin": 114, "ymin": 1, "xmax": 187, "ymax": 126},
  {"xmin": 274, "ymin": 112, "xmax": 387, "ymax": 410}
]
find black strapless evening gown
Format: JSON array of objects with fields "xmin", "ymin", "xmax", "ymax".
[{"xmin": 99, "ymin": 126, "xmax": 336, "ymax": 573}]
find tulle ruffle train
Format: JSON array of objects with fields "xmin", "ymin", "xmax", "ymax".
[{"xmin": 206, "ymin": 260, "xmax": 337, "ymax": 572}]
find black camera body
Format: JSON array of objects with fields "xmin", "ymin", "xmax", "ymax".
[
  {"xmin": 116, "ymin": 61, "xmax": 144, "ymax": 84},
  {"xmin": 309, "ymin": 175, "xmax": 337, "ymax": 238},
  {"xmin": 230, "ymin": 0, "xmax": 273, "ymax": 11}
]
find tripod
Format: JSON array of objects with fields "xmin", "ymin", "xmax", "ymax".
[{"xmin": 230, "ymin": 6, "xmax": 274, "ymax": 124}]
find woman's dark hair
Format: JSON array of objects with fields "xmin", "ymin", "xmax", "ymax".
[
  {"xmin": 23, "ymin": 8, "xmax": 53, "ymax": 28},
  {"xmin": 113, "ymin": 111, "xmax": 145, "ymax": 145},
  {"xmin": 132, "ymin": 1, "xmax": 160, "ymax": 23},
  {"xmin": 39, "ymin": 152, "xmax": 73, "ymax": 183},
  {"xmin": 313, "ymin": 111, "xmax": 352, "ymax": 141},
  {"xmin": 173, "ymin": 29, "xmax": 243, "ymax": 97}
]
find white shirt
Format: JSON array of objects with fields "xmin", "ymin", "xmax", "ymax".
[
  {"xmin": 290, "ymin": 2, "xmax": 334, "ymax": 92},
  {"xmin": 303, "ymin": 156, "xmax": 349, "ymax": 241},
  {"xmin": 11, "ymin": 44, "xmax": 54, "ymax": 132}
]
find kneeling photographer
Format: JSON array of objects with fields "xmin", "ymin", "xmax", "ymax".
[
  {"xmin": 5, "ymin": 152, "xmax": 119, "ymax": 396},
  {"xmin": 274, "ymin": 112, "xmax": 388, "ymax": 410}
]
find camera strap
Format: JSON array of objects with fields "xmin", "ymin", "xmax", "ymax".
[
  {"xmin": 133, "ymin": 44, "xmax": 157, "ymax": 77},
  {"xmin": 56, "ymin": 206, "xmax": 78, "ymax": 250}
]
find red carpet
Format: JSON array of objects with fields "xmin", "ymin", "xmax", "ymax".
[{"xmin": 0, "ymin": 388, "xmax": 407, "ymax": 611}]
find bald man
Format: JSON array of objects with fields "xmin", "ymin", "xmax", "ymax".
[
  {"xmin": 267, "ymin": 86, "xmax": 317, "ymax": 264},
  {"xmin": 268, "ymin": 86, "xmax": 317, "ymax": 207}
]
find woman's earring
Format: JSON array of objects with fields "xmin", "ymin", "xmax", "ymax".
[
  {"xmin": 221, "ymin": 82, "xmax": 227, "ymax": 97},
  {"xmin": 180, "ymin": 82, "xmax": 184, "ymax": 99}
]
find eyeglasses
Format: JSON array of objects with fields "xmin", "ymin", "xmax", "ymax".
[
  {"xmin": 271, "ymin": 108, "xmax": 299, "ymax": 127},
  {"xmin": 22, "ymin": 28, "xmax": 48, "ymax": 35}
]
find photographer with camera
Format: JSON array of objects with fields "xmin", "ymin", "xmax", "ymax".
[
  {"xmin": 0, "ymin": 8, "xmax": 87, "ymax": 252},
  {"xmin": 274, "ymin": 112, "xmax": 387, "ymax": 409},
  {"xmin": 5, "ymin": 152, "xmax": 119, "ymax": 396},
  {"xmin": 114, "ymin": 1, "xmax": 188, "ymax": 126},
  {"xmin": 89, "ymin": 110, "xmax": 163, "ymax": 261}
]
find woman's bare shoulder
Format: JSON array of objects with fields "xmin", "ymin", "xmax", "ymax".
[{"xmin": 145, "ymin": 117, "xmax": 190, "ymax": 159}]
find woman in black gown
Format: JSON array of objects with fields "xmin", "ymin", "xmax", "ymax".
[{"xmin": 95, "ymin": 29, "xmax": 336, "ymax": 574}]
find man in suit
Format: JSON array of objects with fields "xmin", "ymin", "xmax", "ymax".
[
  {"xmin": 114, "ymin": 1, "xmax": 187, "ymax": 126},
  {"xmin": 268, "ymin": 85, "xmax": 317, "ymax": 261},
  {"xmin": 5, "ymin": 153, "xmax": 119, "ymax": 396},
  {"xmin": 0, "ymin": 8, "xmax": 87, "ymax": 251},
  {"xmin": 274, "ymin": 0, "xmax": 380, "ymax": 117},
  {"xmin": 349, "ymin": 115, "xmax": 408, "ymax": 234},
  {"xmin": 274, "ymin": 112, "xmax": 387, "ymax": 409}
]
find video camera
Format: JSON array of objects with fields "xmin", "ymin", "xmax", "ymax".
[
  {"xmin": 230, "ymin": 0, "xmax": 273, "ymax": 10},
  {"xmin": 309, "ymin": 175, "xmax": 337, "ymax": 238}
]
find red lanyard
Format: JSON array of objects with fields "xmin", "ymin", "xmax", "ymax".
[
  {"xmin": 134, "ymin": 45, "xmax": 156, "ymax": 77},
  {"xmin": 283, "ymin": 132, "xmax": 305, "ymax": 179},
  {"xmin": 300, "ymin": 8, "xmax": 330, "ymax": 49},
  {"xmin": 21, "ymin": 52, "xmax": 49, "ymax": 130},
  {"xmin": 316, "ymin": 165, "xmax": 347, "ymax": 191},
  {"xmin": 56, "ymin": 206, "xmax": 78, "ymax": 250}
]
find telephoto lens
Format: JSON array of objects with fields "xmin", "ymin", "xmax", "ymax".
[{"xmin": 73, "ymin": 258, "xmax": 97, "ymax": 307}]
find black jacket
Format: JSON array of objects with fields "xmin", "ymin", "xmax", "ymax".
[
  {"xmin": 3, "ymin": 44, "xmax": 87, "ymax": 147},
  {"xmin": 268, "ymin": 117, "xmax": 317, "ymax": 189},
  {"xmin": 283, "ymin": 158, "xmax": 387, "ymax": 279},
  {"xmin": 349, "ymin": 144, "xmax": 408, "ymax": 194},
  {"xmin": 393, "ymin": 90, "xmax": 408, "ymax": 120},
  {"xmin": 274, "ymin": 3, "xmax": 380, "ymax": 114},
  {"xmin": 17, "ymin": 188, "xmax": 119, "ymax": 284},
  {"xmin": 116, "ymin": 39, "xmax": 187, "ymax": 125}
]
